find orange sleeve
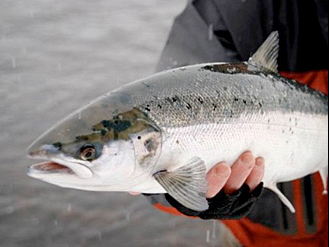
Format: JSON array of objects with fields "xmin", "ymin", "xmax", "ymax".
[{"xmin": 280, "ymin": 70, "xmax": 328, "ymax": 95}]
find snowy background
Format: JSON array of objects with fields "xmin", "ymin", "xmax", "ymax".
[{"xmin": 0, "ymin": 1, "xmax": 224, "ymax": 246}]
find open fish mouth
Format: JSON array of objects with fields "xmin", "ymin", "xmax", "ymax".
[
  {"xmin": 27, "ymin": 158, "xmax": 93, "ymax": 179},
  {"xmin": 28, "ymin": 161, "xmax": 74, "ymax": 175}
]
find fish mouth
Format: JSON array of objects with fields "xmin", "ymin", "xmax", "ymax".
[
  {"xmin": 28, "ymin": 155, "xmax": 93, "ymax": 179},
  {"xmin": 28, "ymin": 161, "xmax": 74, "ymax": 175}
]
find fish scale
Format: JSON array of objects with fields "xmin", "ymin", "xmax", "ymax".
[{"xmin": 138, "ymin": 70, "xmax": 327, "ymax": 129}]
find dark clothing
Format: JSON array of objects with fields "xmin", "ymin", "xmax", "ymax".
[{"xmin": 156, "ymin": 0, "xmax": 328, "ymax": 72}]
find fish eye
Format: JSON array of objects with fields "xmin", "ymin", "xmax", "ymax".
[{"xmin": 80, "ymin": 144, "xmax": 96, "ymax": 161}]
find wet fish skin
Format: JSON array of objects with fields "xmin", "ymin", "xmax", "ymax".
[{"xmin": 27, "ymin": 32, "xmax": 328, "ymax": 212}]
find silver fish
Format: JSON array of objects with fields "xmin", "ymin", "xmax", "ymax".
[{"xmin": 27, "ymin": 32, "xmax": 328, "ymax": 213}]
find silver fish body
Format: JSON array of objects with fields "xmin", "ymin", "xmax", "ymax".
[{"xmin": 27, "ymin": 32, "xmax": 328, "ymax": 212}]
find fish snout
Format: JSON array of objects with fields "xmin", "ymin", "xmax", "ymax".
[{"xmin": 27, "ymin": 144, "xmax": 61, "ymax": 159}]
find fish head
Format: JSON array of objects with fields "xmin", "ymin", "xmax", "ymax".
[{"xmin": 27, "ymin": 92, "xmax": 162, "ymax": 192}]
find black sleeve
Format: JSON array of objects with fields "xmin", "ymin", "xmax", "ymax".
[{"xmin": 164, "ymin": 183, "xmax": 264, "ymax": 220}]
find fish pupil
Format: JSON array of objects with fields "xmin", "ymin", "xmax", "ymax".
[{"xmin": 80, "ymin": 144, "xmax": 96, "ymax": 161}]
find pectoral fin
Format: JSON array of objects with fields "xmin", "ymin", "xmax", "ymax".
[
  {"xmin": 265, "ymin": 183, "xmax": 296, "ymax": 213},
  {"xmin": 153, "ymin": 157, "xmax": 209, "ymax": 212}
]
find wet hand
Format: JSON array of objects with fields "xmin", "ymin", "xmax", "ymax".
[{"xmin": 206, "ymin": 151, "xmax": 265, "ymax": 198}]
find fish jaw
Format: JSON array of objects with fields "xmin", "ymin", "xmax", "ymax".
[
  {"xmin": 28, "ymin": 143, "xmax": 94, "ymax": 179},
  {"xmin": 27, "ymin": 161, "xmax": 99, "ymax": 190},
  {"xmin": 28, "ymin": 157, "xmax": 93, "ymax": 179}
]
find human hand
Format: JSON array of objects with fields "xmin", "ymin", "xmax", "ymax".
[
  {"xmin": 206, "ymin": 151, "xmax": 265, "ymax": 198},
  {"xmin": 139, "ymin": 151, "xmax": 265, "ymax": 219},
  {"xmin": 130, "ymin": 151, "xmax": 264, "ymax": 197}
]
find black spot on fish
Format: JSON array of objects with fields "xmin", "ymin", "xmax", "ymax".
[
  {"xmin": 158, "ymin": 104, "xmax": 162, "ymax": 109},
  {"xmin": 145, "ymin": 107, "xmax": 151, "ymax": 112},
  {"xmin": 234, "ymin": 97, "xmax": 239, "ymax": 102},
  {"xmin": 172, "ymin": 97, "xmax": 177, "ymax": 102},
  {"xmin": 259, "ymin": 102, "xmax": 263, "ymax": 107},
  {"xmin": 186, "ymin": 103, "xmax": 192, "ymax": 110},
  {"xmin": 198, "ymin": 97, "xmax": 204, "ymax": 104},
  {"xmin": 243, "ymin": 100, "xmax": 247, "ymax": 105},
  {"xmin": 102, "ymin": 120, "xmax": 111, "ymax": 128},
  {"xmin": 212, "ymin": 103, "xmax": 217, "ymax": 111},
  {"xmin": 142, "ymin": 82, "xmax": 151, "ymax": 88}
]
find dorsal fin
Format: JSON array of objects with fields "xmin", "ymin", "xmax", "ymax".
[{"xmin": 248, "ymin": 31, "xmax": 279, "ymax": 73}]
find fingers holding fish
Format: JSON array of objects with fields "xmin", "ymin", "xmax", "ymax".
[
  {"xmin": 206, "ymin": 162, "xmax": 231, "ymax": 198},
  {"xmin": 222, "ymin": 151, "xmax": 261, "ymax": 195},
  {"xmin": 205, "ymin": 152, "xmax": 265, "ymax": 199},
  {"xmin": 245, "ymin": 157, "xmax": 265, "ymax": 192}
]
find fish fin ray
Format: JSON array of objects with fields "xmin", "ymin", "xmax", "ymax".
[
  {"xmin": 265, "ymin": 182, "xmax": 296, "ymax": 213},
  {"xmin": 153, "ymin": 157, "xmax": 209, "ymax": 212},
  {"xmin": 248, "ymin": 31, "xmax": 279, "ymax": 73},
  {"xmin": 319, "ymin": 167, "xmax": 328, "ymax": 195}
]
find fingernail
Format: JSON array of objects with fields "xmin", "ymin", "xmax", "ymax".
[
  {"xmin": 241, "ymin": 152, "xmax": 253, "ymax": 164},
  {"xmin": 256, "ymin": 157, "xmax": 265, "ymax": 166},
  {"xmin": 215, "ymin": 165, "xmax": 231, "ymax": 178}
]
